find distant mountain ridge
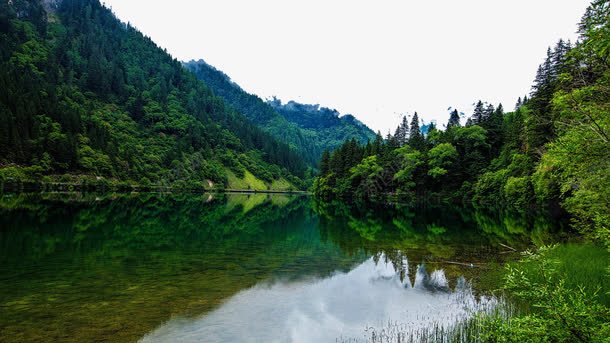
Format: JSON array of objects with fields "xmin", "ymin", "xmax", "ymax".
[{"xmin": 184, "ymin": 60, "xmax": 376, "ymax": 167}]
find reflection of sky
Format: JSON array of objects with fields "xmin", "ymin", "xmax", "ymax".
[{"xmin": 140, "ymin": 255, "xmax": 497, "ymax": 343}]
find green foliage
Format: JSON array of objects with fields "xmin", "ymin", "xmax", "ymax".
[
  {"xmin": 427, "ymin": 143, "xmax": 457, "ymax": 179},
  {"xmin": 503, "ymin": 176, "xmax": 532, "ymax": 210},
  {"xmin": 393, "ymin": 146, "xmax": 424, "ymax": 191},
  {"xmin": 349, "ymin": 155, "xmax": 383, "ymax": 201},
  {"xmin": 480, "ymin": 244, "xmax": 610, "ymax": 342},
  {"xmin": 313, "ymin": 1, "xmax": 609, "ymax": 244},
  {"xmin": 473, "ymin": 169, "xmax": 508, "ymax": 207},
  {"xmin": 184, "ymin": 61, "xmax": 375, "ymax": 167},
  {"xmin": 0, "ymin": 0, "xmax": 306, "ymax": 190}
]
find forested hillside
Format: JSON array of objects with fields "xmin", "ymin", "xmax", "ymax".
[
  {"xmin": 268, "ymin": 98, "xmax": 376, "ymax": 157},
  {"xmin": 0, "ymin": 0, "xmax": 307, "ymax": 190},
  {"xmin": 314, "ymin": 0, "xmax": 609, "ymax": 244},
  {"xmin": 185, "ymin": 60, "xmax": 376, "ymax": 166}
]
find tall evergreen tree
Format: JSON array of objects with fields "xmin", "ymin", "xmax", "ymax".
[
  {"xmin": 319, "ymin": 150, "xmax": 331, "ymax": 175},
  {"xmin": 408, "ymin": 112, "xmax": 424, "ymax": 150},
  {"xmin": 515, "ymin": 97, "xmax": 522, "ymax": 110},
  {"xmin": 393, "ymin": 115, "xmax": 409, "ymax": 146},
  {"xmin": 482, "ymin": 103, "xmax": 495, "ymax": 125},
  {"xmin": 371, "ymin": 131, "xmax": 383, "ymax": 156},
  {"xmin": 447, "ymin": 109, "xmax": 461, "ymax": 128},
  {"xmin": 400, "ymin": 115, "xmax": 409, "ymax": 145},
  {"xmin": 470, "ymin": 101, "xmax": 485, "ymax": 125}
]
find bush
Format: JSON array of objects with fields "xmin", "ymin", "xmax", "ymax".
[
  {"xmin": 503, "ymin": 176, "xmax": 532, "ymax": 211},
  {"xmin": 479, "ymin": 245, "xmax": 610, "ymax": 342},
  {"xmin": 473, "ymin": 169, "xmax": 508, "ymax": 207}
]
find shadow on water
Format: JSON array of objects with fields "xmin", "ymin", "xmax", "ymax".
[{"xmin": 0, "ymin": 193, "xmax": 566, "ymax": 342}]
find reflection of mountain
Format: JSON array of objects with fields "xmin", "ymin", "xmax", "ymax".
[
  {"xmin": 0, "ymin": 193, "xmax": 305, "ymax": 261},
  {"xmin": 0, "ymin": 195, "xmax": 559, "ymax": 342},
  {"xmin": 0, "ymin": 193, "xmax": 361, "ymax": 343}
]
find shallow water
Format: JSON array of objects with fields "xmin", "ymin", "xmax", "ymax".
[{"xmin": 0, "ymin": 193, "xmax": 558, "ymax": 342}]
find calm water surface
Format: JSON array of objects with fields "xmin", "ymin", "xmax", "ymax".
[{"xmin": 0, "ymin": 193, "xmax": 560, "ymax": 342}]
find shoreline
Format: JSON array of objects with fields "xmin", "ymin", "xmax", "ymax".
[{"xmin": 0, "ymin": 181, "xmax": 309, "ymax": 195}]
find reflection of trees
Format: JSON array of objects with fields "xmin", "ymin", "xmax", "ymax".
[
  {"xmin": 0, "ymin": 193, "xmax": 362, "ymax": 343},
  {"xmin": 314, "ymin": 200, "xmax": 563, "ymax": 262},
  {"xmin": 471, "ymin": 208, "xmax": 557, "ymax": 247},
  {"xmin": 0, "ymin": 193, "xmax": 307, "ymax": 262}
]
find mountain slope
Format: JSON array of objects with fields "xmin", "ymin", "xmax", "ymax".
[
  {"xmin": 184, "ymin": 60, "xmax": 376, "ymax": 166},
  {"xmin": 0, "ymin": 0, "xmax": 306, "ymax": 189}
]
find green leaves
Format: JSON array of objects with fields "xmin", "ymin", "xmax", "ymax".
[
  {"xmin": 427, "ymin": 143, "xmax": 457, "ymax": 179},
  {"xmin": 480, "ymin": 245, "xmax": 610, "ymax": 343}
]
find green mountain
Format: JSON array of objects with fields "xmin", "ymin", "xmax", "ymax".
[
  {"xmin": 0, "ymin": 0, "xmax": 307, "ymax": 190},
  {"xmin": 184, "ymin": 60, "xmax": 376, "ymax": 166}
]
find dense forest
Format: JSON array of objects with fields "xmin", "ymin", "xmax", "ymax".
[
  {"xmin": 185, "ymin": 59, "xmax": 376, "ymax": 166},
  {"xmin": 0, "ymin": 0, "xmax": 308, "ymax": 190},
  {"xmin": 314, "ymin": 1, "xmax": 609, "ymax": 245}
]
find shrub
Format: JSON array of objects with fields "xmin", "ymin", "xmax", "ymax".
[{"xmin": 503, "ymin": 176, "xmax": 532, "ymax": 211}]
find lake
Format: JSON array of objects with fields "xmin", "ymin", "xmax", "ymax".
[{"xmin": 0, "ymin": 193, "xmax": 563, "ymax": 342}]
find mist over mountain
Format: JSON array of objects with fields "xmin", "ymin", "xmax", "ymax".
[{"xmin": 184, "ymin": 60, "xmax": 376, "ymax": 167}]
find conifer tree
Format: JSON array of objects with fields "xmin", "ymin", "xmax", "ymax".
[
  {"xmin": 408, "ymin": 112, "xmax": 424, "ymax": 150},
  {"xmin": 371, "ymin": 131, "xmax": 383, "ymax": 155},
  {"xmin": 447, "ymin": 109, "xmax": 461, "ymax": 128},
  {"xmin": 482, "ymin": 103, "xmax": 495, "ymax": 125},
  {"xmin": 471, "ymin": 101, "xmax": 485, "ymax": 125},
  {"xmin": 392, "ymin": 115, "xmax": 409, "ymax": 146},
  {"xmin": 319, "ymin": 150, "xmax": 331, "ymax": 175}
]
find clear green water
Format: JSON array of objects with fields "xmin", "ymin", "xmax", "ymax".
[{"xmin": 0, "ymin": 193, "xmax": 563, "ymax": 342}]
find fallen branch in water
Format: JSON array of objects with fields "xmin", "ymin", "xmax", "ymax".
[
  {"xmin": 427, "ymin": 261, "xmax": 479, "ymax": 268},
  {"xmin": 499, "ymin": 243, "xmax": 517, "ymax": 251}
]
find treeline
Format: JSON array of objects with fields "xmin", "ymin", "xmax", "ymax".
[
  {"xmin": 185, "ymin": 60, "xmax": 376, "ymax": 166},
  {"xmin": 268, "ymin": 98, "xmax": 376, "ymax": 161},
  {"xmin": 0, "ymin": 0, "xmax": 307, "ymax": 189},
  {"xmin": 314, "ymin": 0, "xmax": 609, "ymax": 244}
]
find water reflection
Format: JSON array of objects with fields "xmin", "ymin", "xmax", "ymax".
[
  {"xmin": 141, "ymin": 253, "xmax": 498, "ymax": 343},
  {"xmin": 0, "ymin": 193, "xmax": 561, "ymax": 343}
]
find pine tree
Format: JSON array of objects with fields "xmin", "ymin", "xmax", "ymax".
[
  {"xmin": 552, "ymin": 39, "xmax": 571, "ymax": 78},
  {"xmin": 515, "ymin": 97, "xmax": 522, "ymax": 110},
  {"xmin": 408, "ymin": 112, "xmax": 424, "ymax": 150},
  {"xmin": 371, "ymin": 131, "xmax": 383, "ymax": 155},
  {"xmin": 478, "ymin": 103, "xmax": 495, "ymax": 128},
  {"xmin": 394, "ymin": 126, "xmax": 403, "ymax": 146},
  {"xmin": 392, "ymin": 115, "xmax": 409, "ymax": 146},
  {"xmin": 400, "ymin": 115, "xmax": 409, "ymax": 145},
  {"xmin": 532, "ymin": 48, "xmax": 554, "ymax": 95},
  {"xmin": 387, "ymin": 130, "xmax": 399, "ymax": 149},
  {"xmin": 486, "ymin": 103, "xmax": 504, "ymax": 155},
  {"xmin": 319, "ymin": 150, "xmax": 331, "ymax": 175},
  {"xmin": 471, "ymin": 101, "xmax": 485, "ymax": 125},
  {"xmin": 447, "ymin": 109, "xmax": 461, "ymax": 128}
]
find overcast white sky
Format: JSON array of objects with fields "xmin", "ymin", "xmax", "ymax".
[{"xmin": 102, "ymin": 0, "xmax": 590, "ymax": 133}]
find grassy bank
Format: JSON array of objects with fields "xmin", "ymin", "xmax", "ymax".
[
  {"xmin": 476, "ymin": 243, "xmax": 609, "ymax": 342},
  {"xmin": 0, "ymin": 165, "xmax": 304, "ymax": 193},
  {"xmin": 339, "ymin": 243, "xmax": 608, "ymax": 343}
]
